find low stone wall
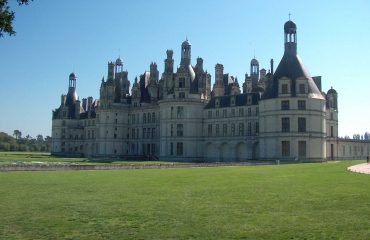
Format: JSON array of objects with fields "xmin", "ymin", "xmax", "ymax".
[{"xmin": 0, "ymin": 162, "xmax": 275, "ymax": 172}]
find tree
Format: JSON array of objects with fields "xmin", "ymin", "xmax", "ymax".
[
  {"xmin": 13, "ymin": 129, "xmax": 22, "ymax": 140},
  {"xmin": 36, "ymin": 134, "xmax": 43, "ymax": 142},
  {"xmin": 0, "ymin": 0, "xmax": 32, "ymax": 37}
]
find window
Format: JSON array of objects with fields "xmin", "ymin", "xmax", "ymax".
[
  {"xmin": 171, "ymin": 107, "xmax": 174, "ymax": 119},
  {"xmin": 216, "ymin": 110, "xmax": 219, "ymax": 118},
  {"xmin": 282, "ymin": 141, "xmax": 290, "ymax": 156},
  {"xmin": 177, "ymin": 124, "xmax": 183, "ymax": 137},
  {"xmin": 143, "ymin": 113, "xmax": 146, "ymax": 124},
  {"xmin": 298, "ymin": 141, "xmax": 306, "ymax": 157},
  {"xmin": 152, "ymin": 128, "xmax": 155, "ymax": 138},
  {"xmin": 171, "ymin": 124, "xmax": 173, "ymax": 137},
  {"xmin": 231, "ymin": 109, "xmax": 235, "ymax": 117},
  {"xmin": 215, "ymin": 99, "xmax": 220, "ymax": 108},
  {"xmin": 231, "ymin": 97, "xmax": 235, "ymax": 106},
  {"xmin": 247, "ymin": 122, "xmax": 252, "ymax": 136},
  {"xmin": 208, "ymin": 124, "xmax": 213, "ymax": 136},
  {"xmin": 231, "ymin": 123, "xmax": 235, "ymax": 136},
  {"xmin": 298, "ymin": 118, "xmax": 306, "ymax": 132},
  {"xmin": 298, "ymin": 100, "xmax": 306, "ymax": 110},
  {"xmin": 281, "ymin": 100, "xmax": 290, "ymax": 110},
  {"xmin": 177, "ymin": 142, "xmax": 183, "ymax": 156},
  {"xmin": 247, "ymin": 95, "xmax": 252, "ymax": 105},
  {"xmin": 148, "ymin": 113, "xmax": 151, "ymax": 123},
  {"xmin": 179, "ymin": 92, "xmax": 185, "ymax": 98},
  {"xmin": 282, "ymin": 117, "xmax": 290, "ymax": 132},
  {"xmin": 143, "ymin": 128, "xmax": 146, "ymax": 138},
  {"xmin": 223, "ymin": 124, "xmax": 227, "ymax": 136},
  {"xmin": 114, "ymin": 133, "xmax": 117, "ymax": 139},
  {"xmin": 216, "ymin": 124, "xmax": 220, "ymax": 136},
  {"xmin": 170, "ymin": 143, "xmax": 174, "ymax": 155},
  {"xmin": 248, "ymin": 108, "xmax": 251, "ymax": 116},
  {"xmin": 152, "ymin": 113, "xmax": 156, "ymax": 123},
  {"xmin": 299, "ymin": 84, "xmax": 305, "ymax": 94},
  {"xmin": 177, "ymin": 106, "xmax": 184, "ymax": 118},
  {"xmin": 255, "ymin": 122, "xmax": 259, "ymax": 134},
  {"xmin": 282, "ymin": 84, "xmax": 288, "ymax": 94},
  {"xmin": 179, "ymin": 78, "xmax": 185, "ymax": 88},
  {"xmin": 239, "ymin": 123, "xmax": 244, "ymax": 136},
  {"xmin": 208, "ymin": 111, "xmax": 212, "ymax": 119},
  {"xmin": 256, "ymin": 107, "xmax": 259, "ymax": 116},
  {"xmin": 239, "ymin": 108, "xmax": 244, "ymax": 117},
  {"xmin": 223, "ymin": 109, "xmax": 227, "ymax": 118},
  {"xmin": 132, "ymin": 128, "xmax": 135, "ymax": 139},
  {"xmin": 330, "ymin": 126, "xmax": 334, "ymax": 137}
]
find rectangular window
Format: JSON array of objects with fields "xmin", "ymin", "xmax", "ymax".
[
  {"xmin": 179, "ymin": 78, "xmax": 185, "ymax": 88},
  {"xmin": 248, "ymin": 108, "xmax": 251, "ymax": 116},
  {"xmin": 239, "ymin": 108, "xmax": 244, "ymax": 117},
  {"xmin": 298, "ymin": 141, "xmax": 306, "ymax": 157},
  {"xmin": 298, "ymin": 100, "xmax": 306, "ymax": 110},
  {"xmin": 152, "ymin": 128, "xmax": 155, "ymax": 138},
  {"xmin": 171, "ymin": 124, "xmax": 173, "ymax": 137},
  {"xmin": 143, "ymin": 113, "xmax": 146, "ymax": 124},
  {"xmin": 177, "ymin": 106, "xmax": 184, "ymax": 118},
  {"xmin": 208, "ymin": 124, "xmax": 212, "ymax": 136},
  {"xmin": 177, "ymin": 142, "xmax": 183, "ymax": 156},
  {"xmin": 231, "ymin": 123, "xmax": 235, "ymax": 136},
  {"xmin": 223, "ymin": 109, "xmax": 227, "ymax": 118},
  {"xmin": 170, "ymin": 142, "xmax": 173, "ymax": 155},
  {"xmin": 247, "ymin": 122, "xmax": 252, "ymax": 136},
  {"xmin": 177, "ymin": 124, "xmax": 183, "ymax": 137},
  {"xmin": 231, "ymin": 109, "xmax": 235, "ymax": 117},
  {"xmin": 239, "ymin": 123, "xmax": 244, "ymax": 136},
  {"xmin": 298, "ymin": 118, "xmax": 306, "ymax": 132},
  {"xmin": 282, "ymin": 117, "xmax": 290, "ymax": 132},
  {"xmin": 330, "ymin": 126, "xmax": 334, "ymax": 137},
  {"xmin": 282, "ymin": 141, "xmax": 290, "ymax": 157},
  {"xmin": 281, "ymin": 100, "xmax": 290, "ymax": 110},
  {"xmin": 179, "ymin": 92, "xmax": 185, "ymax": 98},
  {"xmin": 282, "ymin": 84, "xmax": 288, "ymax": 94},
  {"xmin": 223, "ymin": 124, "xmax": 227, "ymax": 136},
  {"xmin": 216, "ymin": 110, "xmax": 219, "ymax": 118},
  {"xmin": 216, "ymin": 124, "xmax": 220, "ymax": 136},
  {"xmin": 255, "ymin": 122, "xmax": 259, "ymax": 134},
  {"xmin": 143, "ymin": 128, "xmax": 146, "ymax": 138},
  {"xmin": 208, "ymin": 111, "xmax": 212, "ymax": 119},
  {"xmin": 299, "ymin": 84, "xmax": 305, "ymax": 94},
  {"xmin": 152, "ymin": 113, "xmax": 156, "ymax": 123}
]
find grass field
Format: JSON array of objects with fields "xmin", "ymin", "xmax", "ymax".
[{"xmin": 0, "ymin": 160, "xmax": 369, "ymax": 239}]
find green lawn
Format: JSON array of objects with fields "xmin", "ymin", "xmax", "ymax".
[{"xmin": 0, "ymin": 161, "xmax": 369, "ymax": 239}]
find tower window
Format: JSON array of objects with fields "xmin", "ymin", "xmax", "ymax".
[
  {"xmin": 177, "ymin": 124, "xmax": 183, "ymax": 137},
  {"xmin": 298, "ymin": 100, "xmax": 306, "ymax": 110},
  {"xmin": 298, "ymin": 141, "xmax": 306, "ymax": 157},
  {"xmin": 281, "ymin": 100, "xmax": 290, "ymax": 110},
  {"xmin": 282, "ymin": 141, "xmax": 290, "ymax": 157},
  {"xmin": 299, "ymin": 84, "xmax": 306, "ymax": 94},
  {"xmin": 282, "ymin": 117, "xmax": 290, "ymax": 132},
  {"xmin": 177, "ymin": 106, "xmax": 184, "ymax": 118},
  {"xmin": 298, "ymin": 118, "xmax": 306, "ymax": 132},
  {"xmin": 282, "ymin": 84, "xmax": 289, "ymax": 94},
  {"xmin": 179, "ymin": 78, "xmax": 185, "ymax": 88}
]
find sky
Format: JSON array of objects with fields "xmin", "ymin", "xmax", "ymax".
[{"xmin": 0, "ymin": 0, "xmax": 369, "ymax": 138}]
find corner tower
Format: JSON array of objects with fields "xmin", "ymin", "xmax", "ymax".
[{"xmin": 259, "ymin": 20, "xmax": 326, "ymax": 162}]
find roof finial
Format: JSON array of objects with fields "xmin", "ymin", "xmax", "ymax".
[
  {"xmin": 288, "ymin": 12, "xmax": 291, "ymax": 20},
  {"xmin": 186, "ymin": 36, "xmax": 188, "ymax": 41}
]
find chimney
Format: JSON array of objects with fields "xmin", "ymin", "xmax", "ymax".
[
  {"xmin": 87, "ymin": 96, "xmax": 93, "ymax": 110},
  {"xmin": 82, "ymin": 98, "xmax": 87, "ymax": 111},
  {"xmin": 270, "ymin": 59, "xmax": 274, "ymax": 75}
]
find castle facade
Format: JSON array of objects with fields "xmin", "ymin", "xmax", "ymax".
[{"xmin": 51, "ymin": 21, "xmax": 370, "ymax": 162}]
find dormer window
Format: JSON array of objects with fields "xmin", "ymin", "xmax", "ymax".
[
  {"xmin": 247, "ymin": 95, "xmax": 252, "ymax": 105},
  {"xmin": 179, "ymin": 78, "xmax": 185, "ymax": 88},
  {"xmin": 299, "ymin": 84, "xmax": 305, "ymax": 94},
  {"xmin": 231, "ymin": 96, "xmax": 235, "ymax": 106},
  {"xmin": 215, "ymin": 99, "xmax": 220, "ymax": 108},
  {"xmin": 282, "ymin": 84, "xmax": 288, "ymax": 94}
]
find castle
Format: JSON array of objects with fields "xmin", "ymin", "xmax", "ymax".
[{"xmin": 51, "ymin": 20, "xmax": 370, "ymax": 162}]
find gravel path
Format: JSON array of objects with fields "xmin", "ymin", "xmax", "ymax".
[{"xmin": 347, "ymin": 163, "xmax": 370, "ymax": 175}]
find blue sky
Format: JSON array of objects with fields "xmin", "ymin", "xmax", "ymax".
[{"xmin": 1, "ymin": 0, "xmax": 369, "ymax": 138}]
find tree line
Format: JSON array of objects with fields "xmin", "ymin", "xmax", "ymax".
[{"xmin": 0, "ymin": 130, "xmax": 51, "ymax": 152}]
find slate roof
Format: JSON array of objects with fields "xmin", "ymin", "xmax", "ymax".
[
  {"xmin": 205, "ymin": 93, "xmax": 260, "ymax": 109},
  {"xmin": 263, "ymin": 52, "xmax": 323, "ymax": 100}
]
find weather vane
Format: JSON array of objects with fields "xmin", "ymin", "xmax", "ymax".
[{"xmin": 288, "ymin": 12, "xmax": 291, "ymax": 20}]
